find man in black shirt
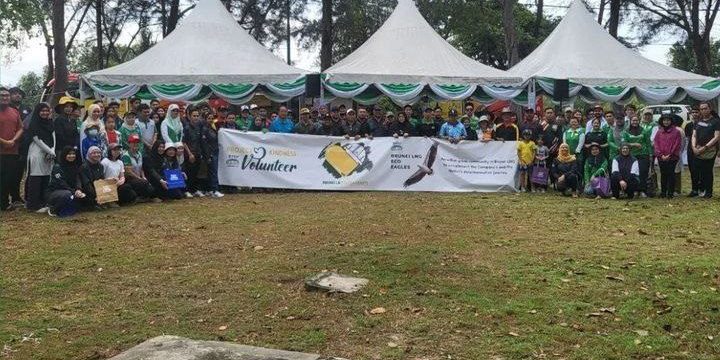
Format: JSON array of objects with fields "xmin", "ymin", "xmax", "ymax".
[
  {"xmin": 416, "ymin": 108, "xmax": 439, "ymax": 137},
  {"xmin": 691, "ymin": 102, "xmax": 720, "ymax": 198},
  {"xmin": 685, "ymin": 106, "xmax": 701, "ymax": 196}
]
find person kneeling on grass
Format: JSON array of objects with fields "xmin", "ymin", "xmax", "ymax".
[
  {"xmin": 80, "ymin": 146, "xmax": 107, "ymax": 210},
  {"xmin": 583, "ymin": 144, "xmax": 608, "ymax": 198},
  {"xmin": 610, "ymin": 143, "xmax": 640, "ymax": 199},
  {"xmin": 122, "ymin": 134, "xmax": 159, "ymax": 202},
  {"xmin": 101, "ymin": 143, "xmax": 137, "ymax": 207},
  {"xmin": 159, "ymin": 143, "xmax": 187, "ymax": 200},
  {"xmin": 551, "ymin": 143, "xmax": 580, "ymax": 197},
  {"xmin": 46, "ymin": 146, "xmax": 87, "ymax": 217}
]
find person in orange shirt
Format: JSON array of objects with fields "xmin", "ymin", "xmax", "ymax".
[{"xmin": 478, "ymin": 116, "xmax": 494, "ymax": 142}]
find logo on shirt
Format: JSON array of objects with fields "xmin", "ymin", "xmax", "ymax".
[{"xmin": 318, "ymin": 142, "xmax": 373, "ymax": 178}]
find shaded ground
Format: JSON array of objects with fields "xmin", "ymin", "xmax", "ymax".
[{"xmin": 1, "ymin": 187, "xmax": 720, "ymax": 359}]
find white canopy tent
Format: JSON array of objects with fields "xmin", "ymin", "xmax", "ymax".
[
  {"xmin": 322, "ymin": 0, "xmax": 524, "ymax": 104},
  {"xmin": 82, "ymin": 0, "xmax": 307, "ymax": 103},
  {"xmin": 508, "ymin": 0, "xmax": 720, "ymax": 104}
]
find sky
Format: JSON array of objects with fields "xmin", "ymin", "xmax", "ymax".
[{"xmin": 0, "ymin": 0, "xmax": 706, "ymax": 87}]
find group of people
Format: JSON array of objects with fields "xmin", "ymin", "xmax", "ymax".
[
  {"xmin": 1, "ymin": 84, "xmax": 719, "ymax": 217},
  {"xmin": 515, "ymin": 103, "xmax": 719, "ymax": 199}
]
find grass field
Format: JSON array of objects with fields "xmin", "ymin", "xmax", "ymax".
[{"xmin": 1, "ymin": 187, "xmax": 720, "ymax": 359}]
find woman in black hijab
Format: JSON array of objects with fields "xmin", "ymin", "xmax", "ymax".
[
  {"xmin": 610, "ymin": 143, "xmax": 640, "ymax": 199},
  {"xmin": 46, "ymin": 146, "xmax": 86, "ymax": 216},
  {"xmin": 25, "ymin": 103, "xmax": 56, "ymax": 212}
]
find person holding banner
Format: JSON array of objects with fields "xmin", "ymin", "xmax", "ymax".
[
  {"xmin": 494, "ymin": 108, "xmax": 519, "ymax": 141},
  {"xmin": 341, "ymin": 109, "xmax": 363, "ymax": 139},
  {"xmin": 270, "ymin": 106, "xmax": 294, "ymax": 134},
  {"xmin": 551, "ymin": 144, "xmax": 580, "ymax": 197},
  {"xmin": 416, "ymin": 108, "xmax": 439, "ymax": 138},
  {"xmin": 315, "ymin": 114, "xmax": 340, "ymax": 136},
  {"xmin": 439, "ymin": 109, "xmax": 466, "ymax": 144},
  {"xmin": 294, "ymin": 108, "xmax": 316, "ymax": 134},
  {"xmin": 390, "ymin": 112, "xmax": 412, "ymax": 138}
]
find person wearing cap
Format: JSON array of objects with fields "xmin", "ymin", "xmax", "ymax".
[
  {"xmin": 79, "ymin": 145, "xmax": 108, "ymax": 209},
  {"xmin": 584, "ymin": 105, "xmax": 607, "ymax": 134},
  {"xmin": 250, "ymin": 103, "xmax": 259, "ymax": 119},
  {"xmin": 610, "ymin": 143, "xmax": 640, "ymax": 199},
  {"xmin": 121, "ymin": 134, "xmax": 158, "ymax": 202},
  {"xmin": 341, "ymin": 108, "xmax": 362, "ymax": 139},
  {"xmin": 460, "ymin": 103, "xmax": 480, "ymax": 132},
  {"xmin": 269, "ymin": 106, "xmax": 294, "ymax": 134},
  {"xmin": 8, "ymin": 87, "xmax": 31, "ymax": 121},
  {"xmin": 439, "ymin": 109, "xmax": 466, "ymax": 144},
  {"xmin": 653, "ymin": 113, "xmax": 683, "ymax": 198},
  {"xmin": 622, "ymin": 115, "xmax": 652, "ymax": 197},
  {"xmin": 478, "ymin": 115, "xmax": 494, "ymax": 141},
  {"xmin": 53, "ymin": 96, "xmax": 80, "ymax": 160},
  {"xmin": 691, "ymin": 102, "xmax": 720, "ymax": 199},
  {"xmin": 685, "ymin": 106, "xmax": 701, "ymax": 196},
  {"xmin": 235, "ymin": 105, "xmax": 251, "ymax": 130},
  {"xmin": 563, "ymin": 107, "xmax": 574, "ymax": 124},
  {"xmin": 0, "ymin": 87, "xmax": 25, "ymax": 211},
  {"xmin": 294, "ymin": 108, "xmax": 316, "ymax": 134},
  {"xmin": 315, "ymin": 114, "xmax": 340, "ymax": 136},
  {"xmin": 101, "ymin": 143, "xmax": 136, "ymax": 207},
  {"xmin": 494, "ymin": 107, "xmax": 519, "ymax": 141},
  {"xmin": 415, "ymin": 108, "xmax": 439, "ymax": 137},
  {"xmin": 23, "ymin": 103, "xmax": 56, "ymax": 212},
  {"xmin": 583, "ymin": 143, "xmax": 608, "ymax": 198}
]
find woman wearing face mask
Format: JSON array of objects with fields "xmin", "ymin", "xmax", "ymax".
[
  {"xmin": 161, "ymin": 104, "xmax": 184, "ymax": 145},
  {"xmin": 81, "ymin": 124, "xmax": 107, "ymax": 161},
  {"xmin": 46, "ymin": 146, "xmax": 86, "ymax": 216},
  {"xmin": 611, "ymin": 143, "xmax": 640, "ymax": 199},
  {"xmin": 24, "ymin": 103, "xmax": 56, "ymax": 212},
  {"xmin": 653, "ymin": 114, "xmax": 683, "ymax": 198},
  {"xmin": 622, "ymin": 115, "xmax": 652, "ymax": 197}
]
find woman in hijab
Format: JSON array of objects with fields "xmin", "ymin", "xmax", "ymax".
[
  {"xmin": 161, "ymin": 104, "xmax": 184, "ymax": 144},
  {"xmin": 25, "ymin": 103, "xmax": 56, "ymax": 212},
  {"xmin": 551, "ymin": 143, "xmax": 580, "ymax": 197},
  {"xmin": 79, "ymin": 145, "xmax": 106, "ymax": 209},
  {"xmin": 654, "ymin": 114, "xmax": 683, "ymax": 198},
  {"xmin": 611, "ymin": 143, "xmax": 640, "ymax": 199},
  {"xmin": 622, "ymin": 115, "xmax": 651, "ymax": 197},
  {"xmin": 80, "ymin": 104, "xmax": 106, "ymax": 144},
  {"xmin": 46, "ymin": 146, "xmax": 86, "ymax": 216},
  {"xmin": 161, "ymin": 143, "xmax": 187, "ymax": 200},
  {"xmin": 583, "ymin": 144, "xmax": 608, "ymax": 198},
  {"xmin": 607, "ymin": 116, "xmax": 626, "ymax": 160}
]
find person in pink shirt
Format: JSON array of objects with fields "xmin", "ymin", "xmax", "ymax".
[{"xmin": 653, "ymin": 113, "xmax": 683, "ymax": 199}]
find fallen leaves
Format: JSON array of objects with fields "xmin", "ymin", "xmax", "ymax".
[
  {"xmin": 605, "ymin": 275, "xmax": 625, "ymax": 282},
  {"xmin": 218, "ymin": 325, "xmax": 228, "ymax": 331},
  {"xmin": 369, "ymin": 307, "xmax": 387, "ymax": 315}
]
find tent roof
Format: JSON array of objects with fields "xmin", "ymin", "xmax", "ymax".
[
  {"xmin": 508, "ymin": 0, "xmax": 710, "ymax": 88},
  {"xmin": 83, "ymin": 0, "xmax": 306, "ymax": 85},
  {"xmin": 324, "ymin": 0, "xmax": 521, "ymax": 85}
]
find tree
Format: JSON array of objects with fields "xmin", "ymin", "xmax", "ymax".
[
  {"xmin": 669, "ymin": 38, "xmax": 720, "ymax": 75},
  {"xmin": 52, "ymin": 0, "xmax": 68, "ymax": 105},
  {"xmin": 16, "ymin": 71, "xmax": 44, "ymax": 108},
  {"xmin": 534, "ymin": 0, "xmax": 544, "ymax": 37},
  {"xmin": 320, "ymin": 0, "xmax": 333, "ymax": 70},
  {"xmin": 629, "ymin": 0, "xmax": 720, "ymax": 76},
  {"xmin": 501, "ymin": 0, "xmax": 520, "ymax": 67},
  {"xmin": 607, "ymin": 0, "xmax": 622, "ymax": 38}
]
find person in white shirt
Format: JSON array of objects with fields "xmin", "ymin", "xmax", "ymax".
[{"xmin": 101, "ymin": 143, "xmax": 137, "ymax": 206}]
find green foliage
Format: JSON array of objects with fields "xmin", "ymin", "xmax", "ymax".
[
  {"xmin": 0, "ymin": 0, "xmax": 44, "ymax": 48},
  {"xmin": 16, "ymin": 71, "xmax": 44, "ymax": 107},
  {"xmin": 669, "ymin": 39, "xmax": 720, "ymax": 77}
]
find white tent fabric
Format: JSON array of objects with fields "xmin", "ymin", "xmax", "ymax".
[
  {"xmin": 83, "ymin": 0, "xmax": 306, "ymax": 86},
  {"xmin": 508, "ymin": 0, "xmax": 718, "ymax": 104},
  {"xmin": 323, "ymin": 0, "xmax": 521, "ymax": 86}
]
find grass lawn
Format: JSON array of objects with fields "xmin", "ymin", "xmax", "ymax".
[{"xmin": 2, "ymin": 185, "xmax": 720, "ymax": 359}]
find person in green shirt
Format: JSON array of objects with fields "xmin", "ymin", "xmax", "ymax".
[
  {"xmin": 403, "ymin": 105, "xmax": 420, "ymax": 128},
  {"xmin": 460, "ymin": 103, "xmax": 480, "ymax": 132},
  {"xmin": 119, "ymin": 111, "xmax": 143, "ymax": 154},
  {"xmin": 583, "ymin": 144, "xmax": 608, "ymax": 198},
  {"xmin": 622, "ymin": 115, "xmax": 652, "ymax": 197},
  {"xmin": 235, "ymin": 105, "xmax": 254, "ymax": 130},
  {"xmin": 563, "ymin": 117, "xmax": 585, "ymax": 156}
]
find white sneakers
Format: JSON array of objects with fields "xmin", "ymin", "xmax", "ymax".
[
  {"xmin": 186, "ymin": 190, "xmax": 224, "ymax": 198},
  {"xmin": 193, "ymin": 190, "xmax": 206, "ymax": 198},
  {"xmin": 185, "ymin": 192, "xmax": 194, "ymax": 198},
  {"xmin": 211, "ymin": 191, "xmax": 225, "ymax": 198}
]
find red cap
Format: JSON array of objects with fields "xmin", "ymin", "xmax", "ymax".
[{"xmin": 128, "ymin": 134, "xmax": 141, "ymax": 144}]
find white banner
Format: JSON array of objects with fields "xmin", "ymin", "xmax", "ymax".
[{"xmin": 218, "ymin": 130, "xmax": 519, "ymax": 192}]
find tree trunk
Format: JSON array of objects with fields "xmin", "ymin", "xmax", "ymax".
[
  {"xmin": 501, "ymin": 0, "xmax": 519, "ymax": 67},
  {"xmin": 286, "ymin": 0, "xmax": 291, "ymax": 65},
  {"xmin": 608, "ymin": 0, "xmax": 620, "ymax": 38},
  {"xmin": 52, "ymin": 0, "xmax": 68, "ymax": 105},
  {"xmin": 95, "ymin": 0, "xmax": 103, "ymax": 69},
  {"xmin": 691, "ymin": 35, "xmax": 712, "ymax": 75},
  {"xmin": 320, "ymin": 0, "xmax": 333, "ymax": 70},
  {"xmin": 534, "ymin": 0, "xmax": 543, "ymax": 37},
  {"xmin": 167, "ymin": 0, "xmax": 181, "ymax": 35},
  {"xmin": 597, "ymin": 0, "xmax": 606, "ymax": 24},
  {"xmin": 160, "ymin": 0, "xmax": 168, "ymax": 36}
]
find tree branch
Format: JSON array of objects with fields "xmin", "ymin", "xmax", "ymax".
[{"xmin": 65, "ymin": 0, "xmax": 92, "ymax": 53}]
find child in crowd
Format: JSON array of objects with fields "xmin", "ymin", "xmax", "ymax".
[
  {"xmin": 478, "ymin": 116, "xmax": 494, "ymax": 142},
  {"xmin": 517, "ymin": 129, "xmax": 536, "ymax": 192},
  {"xmin": 119, "ymin": 111, "xmax": 142, "ymax": 152},
  {"xmin": 81, "ymin": 124, "xmax": 107, "ymax": 160},
  {"xmin": 105, "ymin": 116, "xmax": 120, "ymax": 145},
  {"xmin": 532, "ymin": 136, "xmax": 549, "ymax": 192}
]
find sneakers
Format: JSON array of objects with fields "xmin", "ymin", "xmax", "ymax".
[
  {"xmin": 193, "ymin": 190, "xmax": 206, "ymax": 198},
  {"xmin": 687, "ymin": 191, "xmax": 699, "ymax": 197},
  {"xmin": 47, "ymin": 208, "xmax": 57, "ymax": 217},
  {"xmin": 211, "ymin": 191, "xmax": 225, "ymax": 198},
  {"xmin": 35, "ymin": 207, "xmax": 50, "ymax": 214},
  {"xmin": 185, "ymin": 192, "xmax": 194, "ymax": 199}
]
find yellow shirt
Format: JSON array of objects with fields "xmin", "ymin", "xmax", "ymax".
[{"xmin": 517, "ymin": 140, "xmax": 537, "ymax": 165}]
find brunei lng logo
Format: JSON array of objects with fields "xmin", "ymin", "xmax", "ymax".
[{"xmin": 318, "ymin": 142, "xmax": 373, "ymax": 178}]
